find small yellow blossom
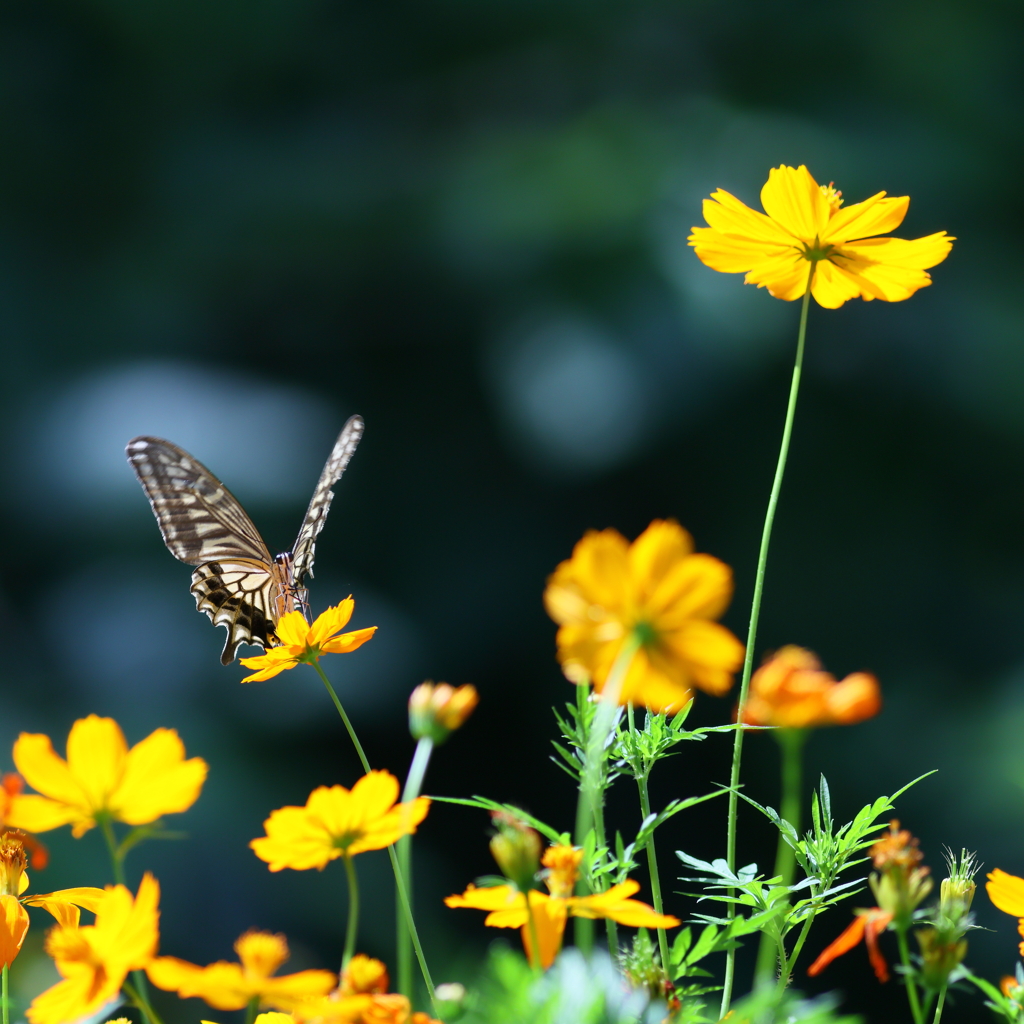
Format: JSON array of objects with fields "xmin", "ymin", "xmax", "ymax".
[
  {"xmin": 544, "ymin": 519, "xmax": 744, "ymax": 711},
  {"xmin": 28, "ymin": 874, "xmax": 161, "ymax": 1024},
  {"xmin": 446, "ymin": 845, "xmax": 679, "ymax": 969},
  {"xmin": 0, "ymin": 831, "xmax": 107, "ymax": 967},
  {"xmin": 204, "ymin": 1014, "xmax": 297, "ymax": 1024},
  {"xmin": 986, "ymin": 869, "xmax": 1024, "ymax": 955},
  {"xmin": 408, "ymin": 682, "xmax": 478, "ymax": 743},
  {"xmin": 742, "ymin": 646, "xmax": 882, "ymax": 728},
  {"xmin": 689, "ymin": 164, "xmax": 953, "ymax": 309},
  {"xmin": 251, "ymin": 772, "xmax": 430, "ymax": 872},
  {"xmin": 7, "ymin": 715, "xmax": 207, "ymax": 838},
  {"xmin": 239, "ymin": 601, "xmax": 376, "ymax": 683},
  {"xmin": 149, "ymin": 929, "xmax": 337, "ymax": 1011}
]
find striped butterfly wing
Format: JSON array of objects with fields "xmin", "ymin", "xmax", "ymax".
[
  {"xmin": 291, "ymin": 414, "xmax": 364, "ymax": 582},
  {"xmin": 126, "ymin": 437, "xmax": 280, "ymax": 664}
]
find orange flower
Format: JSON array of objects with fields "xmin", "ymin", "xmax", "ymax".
[
  {"xmin": 544, "ymin": 520, "xmax": 744, "ymax": 712},
  {"xmin": 807, "ymin": 908, "xmax": 894, "ymax": 982},
  {"xmin": 742, "ymin": 646, "xmax": 881, "ymax": 728},
  {"xmin": 689, "ymin": 164, "xmax": 953, "ymax": 308},
  {"xmin": 239, "ymin": 601, "xmax": 376, "ymax": 683},
  {"xmin": 445, "ymin": 845, "xmax": 679, "ymax": 969},
  {"xmin": 148, "ymin": 930, "xmax": 336, "ymax": 1011},
  {"xmin": 987, "ymin": 869, "xmax": 1024, "ymax": 955}
]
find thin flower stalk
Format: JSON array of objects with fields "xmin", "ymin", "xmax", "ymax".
[
  {"xmin": 342, "ymin": 856, "xmax": 359, "ymax": 975},
  {"xmin": 721, "ymin": 267, "xmax": 814, "ymax": 1015},
  {"xmin": 897, "ymin": 925, "xmax": 926, "ymax": 1024}
]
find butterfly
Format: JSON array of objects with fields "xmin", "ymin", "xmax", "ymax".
[{"xmin": 126, "ymin": 416, "xmax": 363, "ymax": 665}]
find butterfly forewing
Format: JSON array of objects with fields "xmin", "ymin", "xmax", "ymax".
[
  {"xmin": 291, "ymin": 414, "xmax": 363, "ymax": 582},
  {"xmin": 126, "ymin": 438, "xmax": 272, "ymax": 564}
]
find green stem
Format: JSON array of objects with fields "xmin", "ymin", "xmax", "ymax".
[
  {"xmin": 397, "ymin": 737, "xmax": 434, "ymax": 1002},
  {"xmin": 312, "ymin": 661, "xmax": 437, "ymax": 1011},
  {"xmin": 573, "ymin": 635, "xmax": 640, "ymax": 955},
  {"xmin": 342, "ymin": 854, "xmax": 360, "ymax": 975},
  {"xmin": 755, "ymin": 728, "xmax": 808, "ymax": 983},
  {"xmin": 524, "ymin": 891, "xmax": 544, "ymax": 976},
  {"xmin": 123, "ymin": 980, "xmax": 166, "ymax": 1024},
  {"xmin": 572, "ymin": 683, "xmax": 595, "ymax": 954},
  {"xmin": 932, "ymin": 986, "xmax": 947, "ymax": 1024},
  {"xmin": 245, "ymin": 996, "xmax": 260, "ymax": 1024},
  {"xmin": 720, "ymin": 269, "xmax": 814, "ymax": 1019},
  {"xmin": 897, "ymin": 927, "xmax": 925, "ymax": 1024},
  {"xmin": 778, "ymin": 909, "xmax": 816, "ymax": 990}
]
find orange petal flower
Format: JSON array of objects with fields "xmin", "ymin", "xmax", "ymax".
[
  {"xmin": 742, "ymin": 646, "xmax": 881, "ymax": 729},
  {"xmin": 239, "ymin": 600, "xmax": 377, "ymax": 683},
  {"xmin": 807, "ymin": 908, "xmax": 894, "ymax": 982},
  {"xmin": 689, "ymin": 165, "xmax": 953, "ymax": 309},
  {"xmin": 148, "ymin": 930, "xmax": 336, "ymax": 1011},
  {"xmin": 544, "ymin": 520, "xmax": 744, "ymax": 711}
]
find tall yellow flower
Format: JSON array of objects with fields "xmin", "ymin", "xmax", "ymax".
[
  {"xmin": 544, "ymin": 519, "xmax": 744, "ymax": 711},
  {"xmin": 251, "ymin": 771, "xmax": 430, "ymax": 872},
  {"xmin": 445, "ymin": 845, "xmax": 679, "ymax": 969},
  {"xmin": 7, "ymin": 715, "xmax": 207, "ymax": 838},
  {"xmin": 239, "ymin": 601, "xmax": 376, "ymax": 683},
  {"xmin": 148, "ymin": 930, "xmax": 336, "ymax": 1011},
  {"xmin": 0, "ymin": 832, "xmax": 108, "ymax": 967},
  {"xmin": 689, "ymin": 164, "xmax": 953, "ymax": 309},
  {"xmin": 28, "ymin": 873, "xmax": 161, "ymax": 1024}
]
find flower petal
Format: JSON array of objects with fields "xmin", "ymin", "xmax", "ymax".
[
  {"xmin": 743, "ymin": 251, "xmax": 814, "ymax": 301},
  {"xmin": 111, "ymin": 728, "xmax": 208, "ymax": 826},
  {"xmin": 444, "ymin": 884, "xmax": 523, "ymax": 917},
  {"xmin": 275, "ymin": 612, "xmax": 312, "ymax": 648},
  {"xmin": 346, "ymin": 797, "xmax": 430, "ymax": 855},
  {"xmin": 759, "ymin": 165, "xmax": 829, "ymax": 243},
  {"xmin": 0, "ymin": 895, "xmax": 28, "ymax": 967},
  {"xmin": 4, "ymin": 794, "xmax": 82, "ymax": 835},
  {"xmin": 319, "ymin": 627, "xmax": 377, "ymax": 655},
  {"xmin": 822, "ymin": 193, "xmax": 908, "ymax": 244},
  {"xmin": 825, "ymin": 673, "xmax": 882, "ymax": 725},
  {"xmin": 810, "ymin": 258, "xmax": 867, "ymax": 309},
  {"xmin": 520, "ymin": 895, "xmax": 566, "ymax": 970},
  {"xmin": 807, "ymin": 915, "xmax": 868, "ymax": 976},
  {"xmin": 627, "ymin": 520, "xmax": 694, "ymax": 606},
  {"xmin": 648, "ymin": 553, "xmax": 734, "ymax": 625},
  {"xmin": 662, "ymin": 620, "xmax": 744, "ymax": 696},
  {"xmin": 988, "ymin": 869, "xmax": 1024, "ymax": 917},
  {"xmin": 307, "ymin": 600, "xmax": 355, "ymax": 647},
  {"xmin": 65, "ymin": 716, "xmax": 128, "ymax": 812},
  {"xmin": 12, "ymin": 734, "xmax": 86, "ymax": 811},
  {"xmin": 239, "ymin": 647, "xmax": 300, "ymax": 683},
  {"xmin": 24, "ymin": 887, "xmax": 107, "ymax": 928}
]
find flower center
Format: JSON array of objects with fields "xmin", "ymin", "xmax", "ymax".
[
  {"xmin": 820, "ymin": 182, "xmax": 843, "ymax": 214},
  {"xmin": 632, "ymin": 621, "xmax": 659, "ymax": 648},
  {"xmin": 800, "ymin": 236, "xmax": 836, "ymax": 263}
]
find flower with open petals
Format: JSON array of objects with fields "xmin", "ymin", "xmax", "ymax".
[
  {"xmin": 251, "ymin": 772, "xmax": 430, "ymax": 872},
  {"xmin": 239, "ymin": 601, "xmax": 377, "ymax": 683},
  {"xmin": 149, "ymin": 929, "xmax": 336, "ymax": 1011},
  {"xmin": 689, "ymin": 165, "xmax": 953, "ymax": 308},
  {"xmin": 807, "ymin": 907, "xmax": 894, "ymax": 982},
  {"xmin": 7, "ymin": 716, "xmax": 207, "ymax": 838},
  {"xmin": 986, "ymin": 869, "xmax": 1024, "ymax": 955},
  {"xmin": 742, "ymin": 646, "xmax": 881, "ymax": 728},
  {"xmin": 544, "ymin": 519, "xmax": 744, "ymax": 711},
  {"xmin": 0, "ymin": 831, "xmax": 107, "ymax": 967},
  {"xmin": 445, "ymin": 845, "xmax": 679, "ymax": 969},
  {"xmin": 28, "ymin": 873, "xmax": 160, "ymax": 1024}
]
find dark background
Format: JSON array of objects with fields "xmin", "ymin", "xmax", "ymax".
[{"xmin": 1, "ymin": 1, "xmax": 1022, "ymax": 1021}]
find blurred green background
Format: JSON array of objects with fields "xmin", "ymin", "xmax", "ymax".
[{"xmin": 1, "ymin": 1, "xmax": 1021, "ymax": 1020}]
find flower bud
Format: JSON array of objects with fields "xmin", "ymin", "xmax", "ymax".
[
  {"xmin": 409, "ymin": 682, "xmax": 479, "ymax": 744},
  {"xmin": 0, "ymin": 833, "xmax": 27, "ymax": 897},
  {"xmin": 916, "ymin": 927, "xmax": 967, "ymax": 989},
  {"xmin": 489, "ymin": 812, "xmax": 540, "ymax": 893},
  {"xmin": 868, "ymin": 821, "xmax": 932, "ymax": 923}
]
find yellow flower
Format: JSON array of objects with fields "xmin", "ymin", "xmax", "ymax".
[
  {"xmin": 543, "ymin": 519, "xmax": 744, "ymax": 711},
  {"xmin": 0, "ymin": 831, "xmax": 108, "ymax": 967},
  {"xmin": 202, "ymin": 1015, "xmax": 297, "ymax": 1024},
  {"xmin": 239, "ymin": 601, "xmax": 377, "ymax": 683},
  {"xmin": 445, "ymin": 845, "xmax": 679, "ymax": 969},
  {"xmin": 7, "ymin": 715, "xmax": 207, "ymax": 838},
  {"xmin": 28, "ymin": 873, "xmax": 160, "ymax": 1024},
  {"xmin": 689, "ymin": 164, "xmax": 953, "ymax": 309},
  {"xmin": 251, "ymin": 772, "xmax": 430, "ymax": 872},
  {"xmin": 148, "ymin": 929, "xmax": 337, "ymax": 1011},
  {"xmin": 408, "ymin": 682, "xmax": 479, "ymax": 743},
  {"xmin": 986, "ymin": 869, "xmax": 1024, "ymax": 955}
]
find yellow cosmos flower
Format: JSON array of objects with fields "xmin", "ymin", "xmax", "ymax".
[
  {"xmin": 445, "ymin": 845, "xmax": 679, "ymax": 969},
  {"xmin": 986, "ymin": 869, "xmax": 1024, "ymax": 955},
  {"xmin": 689, "ymin": 164, "xmax": 953, "ymax": 309},
  {"xmin": 544, "ymin": 519, "xmax": 744, "ymax": 711},
  {"xmin": 203, "ymin": 1015, "xmax": 296, "ymax": 1024},
  {"xmin": 148, "ymin": 929, "xmax": 336, "ymax": 1011},
  {"xmin": 251, "ymin": 771, "xmax": 430, "ymax": 872},
  {"xmin": 239, "ymin": 601, "xmax": 377, "ymax": 683},
  {"xmin": 0, "ymin": 831, "xmax": 108, "ymax": 967},
  {"xmin": 28, "ymin": 873, "xmax": 160, "ymax": 1024},
  {"xmin": 7, "ymin": 715, "xmax": 207, "ymax": 838}
]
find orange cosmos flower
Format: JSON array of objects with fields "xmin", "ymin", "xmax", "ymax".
[
  {"xmin": 544, "ymin": 519, "xmax": 744, "ymax": 712},
  {"xmin": 7, "ymin": 715, "xmax": 207, "ymax": 838},
  {"xmin": 807, "ymin": 907, "xmax": 894, "ymax": 982},
  {"xmin": 689, "ymin": 164, "xmax": 953, "ymax": 309},
  {"xmin": 986, "ymin": 869, "xmax": 1024, "ymax": 955},
  {"xmin": 251, "ymin": 771, "xmax": 430, "ymax": 872},
  {"xmin": 0, "ymin": 831, "xmax": 107, "ymax": 968},
  {"xmin": 240, "ymin": 601, "xmax": 377, "ymax": 682},
  {"xmin": 742, "ymin": 646, "xmax": 881, "ymax": 728},
  {"xmin": 28, "ymin": 873, "xmax": 161, "ymax": 1024},
  {"xmin": 148, "ymin": 929, "xmax": 337, "ymax": 1011},
  {"xmin": 445, "ymin": 844, "xmax": 679, "ymax": 969}
]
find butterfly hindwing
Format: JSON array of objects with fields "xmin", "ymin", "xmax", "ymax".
[
  {"xmin": 191, "ymin": 560, "xmax": 279, "ymax": 665},
  {"xmin": 126, "ymin": 437, "xmax": 272, "ymax": 565},
  {"xmin": 291, "ymin": 415, "xmax": 364, "ymax": 582}
]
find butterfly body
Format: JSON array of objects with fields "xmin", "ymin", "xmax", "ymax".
[{"xmin": 127, "ymin": 416, "xmax": 363, "ymax": 664}]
